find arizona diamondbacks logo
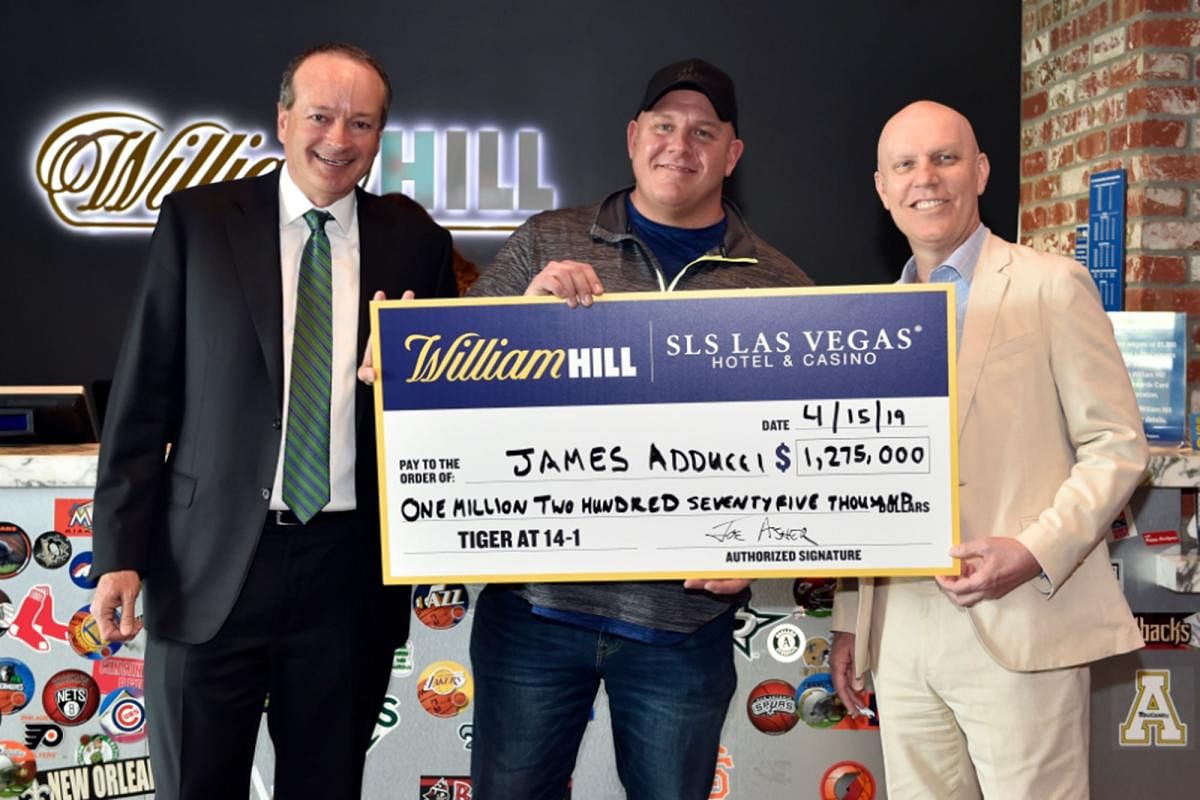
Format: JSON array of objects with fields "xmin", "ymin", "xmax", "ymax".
[{"xmin": 1119, "ymin": 669, "xmax": 1188, "ymax": 746}]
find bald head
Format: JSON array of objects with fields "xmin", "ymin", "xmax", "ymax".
[
  {"xmin": 876, "ymin": 101, "xmax": 980, "ymax": 170},
  {"xmin": 873, "ymin": 100, "xmax": 990, "ymax": 276}
]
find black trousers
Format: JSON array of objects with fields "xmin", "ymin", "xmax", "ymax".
[{"xmin": 144, "ymin": 511, "xmax": 402, "ymax": 800}]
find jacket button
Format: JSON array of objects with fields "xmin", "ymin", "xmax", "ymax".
[
  {"xmin": 261, "ymin": 488, "xmax": 270, "ymax": 500},
  {"xmin": 272, "ymin": 418, "xmax": 282, "ymax": 430}
]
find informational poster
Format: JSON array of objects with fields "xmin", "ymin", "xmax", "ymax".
[
  {"xmin": 371, "ymin": 287, "xmax": 960, "ymax": 583},
  {"xmin": 1110, "ymin": 311, "xmax": 1187, "ymax": 444}
]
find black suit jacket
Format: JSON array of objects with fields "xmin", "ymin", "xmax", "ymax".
[{"xmin": 93, "ymin": 171, "xmax": 456, "ymax": 644}]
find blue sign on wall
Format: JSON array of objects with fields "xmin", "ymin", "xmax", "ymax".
[{"xmin": 1088, "ymin": 169, "xmax": 1126, "ymax": 311}]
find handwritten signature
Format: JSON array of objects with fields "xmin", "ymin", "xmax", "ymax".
[{"xmin": 706, "ymin": 516, "xmax": 819, "ymax": 546}]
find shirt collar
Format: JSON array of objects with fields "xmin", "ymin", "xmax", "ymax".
[
  {"xmin": 277, "ymin": 162, "xmax": 357, "ymax": 236},
  {"xmin": 898, "ymin": 223, "xmax": 988, "ymax": 285}
]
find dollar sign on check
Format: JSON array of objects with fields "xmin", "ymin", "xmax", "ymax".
[{"xmin": 775, "ymin": 442, "xmax": 791, "ymax": 472}]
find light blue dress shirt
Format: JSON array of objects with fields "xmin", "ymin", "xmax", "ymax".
[{"xmin": 897, "ymin": 224, "xmax": 988, "ymax": 352}]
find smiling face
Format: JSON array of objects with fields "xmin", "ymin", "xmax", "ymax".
[
  {"xmin": 626, "ymin": 89, "xmax": 744, "ymax": 228},
  {"xmin": 277, "ymin": 52, "xmax": 387, "ymax": 208},
  {"xmin": 874, "ymin": 101, "xmax": 990, "ymax": 275}
]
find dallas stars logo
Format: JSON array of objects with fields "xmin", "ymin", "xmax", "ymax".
[{"xmin": 733, "ymin": 604, "xmax": 787, "ymax": 661}]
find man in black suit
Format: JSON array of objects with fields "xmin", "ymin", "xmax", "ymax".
[{"xmin": 90, "ymin": 42, "xmax": 455, "ymax": 799}]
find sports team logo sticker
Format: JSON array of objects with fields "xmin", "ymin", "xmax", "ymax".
[
  {"xmin": 32, "ymin": 531, "xmax": 73, "ymax": 569},
  {"xmin": 416, "ymin": 660, "xmax": 474, "ymax": 718},
  {"xmin": 42, "ymin": 669, "xmax": 101, "ymax": 726},
  {"xmin": 710, "ymin": 745, "xmax": 734, "ymax": 800},
  {"xmin": 796, "ymin": 672, "xmax": 846, "ymax": 728},
  {"xmin": 0, "ymin": 523, "xmax": 32, "ymax": 580},
  {"xmin": 54, "ymin": 498, "xmax": 94, "ymax": 536},
  {"xmin": 0, "ymin": 658, "xmax": 35, "ymax": 714},
  {"xmin": 0, "ymin": 590, "xmax": 12, "ymax": 637},
  {"xmin": 37, "ymin": 756, "xmax": 156, "ymax": 798},
  {"xmin": 0, "ymin": 740, "xmax": 37, "ymax": 796},
  {"xmin": 419, "ymin": 775, "xmax": 472, "ymax": 800},
  {"xmin": 91, "ymin": 657, "xmax": 145, "ymax": 695},
  {"xmin": 98, "ymin": 687, "xmax": 147, "ymax": 743},
  {"xmin": 732, "ymin": 603, "xmax": 787, "ymax": 660},
  {"xmin": 766, "ymin": 622, "xmax": 807, "ymax": 663},
  {"xmin": 792, "ymin": 578, "xmax": 835, "ymax": 617},
  {"xmin": 802, "ymin": 635, "xmax": 832, "ymax": 675},
  {"xmin": 833, "ymin": 692, "xmax": 880, "ymax": 730},
  {"xmin": 392, "ymin": 641, "xmax": 415, "ymax": 677},
  {"xmin": 1119, "ymin": 669, "xmax": 1189, "ymax": 747},
  {"xmin": 69, "ymin": 551, "xmax": 98, "ymax": 589},
  {"xmin": 745, "ymin": 679, "xmax": 798, "ymax": 734},
  {"xmin": 367, "ymin": 694, "xmax": 401, "ymax": 754},
  {"xmin": 68, "ymin": 605, "xmax": 122, "ymax": 660},
  {"xmin": 76, "ymin": 733, "xmax": 119, "ymax": 765},
  {"xmin": 23, "ymin": 723, "xmax": 63, "ymax": 750},
  {"xmin": 820, "ymin": 760, "xmax": 877, "ymax": 800},
  {"xmin": 8, "ymin": 583, "xmax": 73, "ymax": 652},
  {"xmin": 1134, "ymin": 612, "xmax": 1199, "ymax": 649},
  {"xmin": 412, "ymin": 584, "xmax": 470, "ymax": 630}
]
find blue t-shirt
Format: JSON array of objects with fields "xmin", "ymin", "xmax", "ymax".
[{"xmin": 626, "ymin": 195, "xmax": 726, "ymax": 286}]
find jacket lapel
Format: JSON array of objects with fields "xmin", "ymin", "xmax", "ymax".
[
  {"xmin": 228, "ymin": 172, "xmax": 285, "ymax": 412},
  {"xmin": 355, "ymin": 189, "xmax": 390, "ymax": 429},
  {"xmin": 956, "ymin": 233, "xmax": 1011, "ymax": 437}
]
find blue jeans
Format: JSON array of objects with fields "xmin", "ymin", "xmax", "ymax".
[{"xmin": 469, "ymin": 587, "xmax": 737, "ymax": 800}]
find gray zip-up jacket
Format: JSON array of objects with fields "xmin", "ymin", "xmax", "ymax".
[{"xmin": 469, "ymin": 188, "xmax": 813, "ymax": 633}]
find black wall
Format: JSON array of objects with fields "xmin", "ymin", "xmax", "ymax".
[{"xmin": 4, "ymin": 0, "xmax": 1019, "ymax": 396}]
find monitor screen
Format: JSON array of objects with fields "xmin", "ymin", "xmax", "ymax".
[{"xmin": 0, "ymin": 386, "xmax": 98, "ymax": 444}]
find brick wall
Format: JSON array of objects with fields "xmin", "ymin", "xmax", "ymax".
[{"xmin": 1020, "ymin": 0, "xmax": 1200, "ymax": 407}]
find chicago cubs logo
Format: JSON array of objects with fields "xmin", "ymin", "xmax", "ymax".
[
  {"xmin": 1120, "ymin": 669, "xmax": 1188, "ymax": 746},
  {"xmin": 820, "ymin": 760, "xmax": 876, "ymax": 799},
  {"xmin": 42, "ymin": 669, "xmax": 100, "ymax": 726},
  {"xmin": 98, "ymin": 687, "xmax": 147, "ymax": 742},
  {"xmin": 413, "ymin": 584, "xmax": 470, "ymax": 630},
  {"xmin": 746, "ymin": 679, "xmax": 798, "ymax": 734},
  {"xmin": 416, "ymin": 661, "xmax": 474, "ymax": 719}
]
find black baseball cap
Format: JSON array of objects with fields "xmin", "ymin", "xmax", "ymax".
[{"xmin": 637, "ymin": 58, "xmax": 738, "ymax": 134}]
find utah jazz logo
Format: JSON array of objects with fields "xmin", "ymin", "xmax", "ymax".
[{"xmin": 1119, "ymin": 669, "xmax": 1188, "ymax": 746}]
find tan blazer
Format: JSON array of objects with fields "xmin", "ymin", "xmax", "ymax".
[{"xmin": 832, "ymin": 233, "xmax": 1147, "ymax": 674}]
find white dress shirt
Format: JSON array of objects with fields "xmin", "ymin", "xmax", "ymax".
[{"xmin": 270, "ymin": 164, "xmax": 361, "ymax": 511}]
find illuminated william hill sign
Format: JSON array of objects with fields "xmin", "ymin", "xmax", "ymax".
[
  {"xmin": 32, "ymin": 107, "xmax": 556, "ymax": 233},
  {"xmin": 380, "ymin": 129, "xmax": 555, "ymax": 230},
  {"xmin": 35, "ymin": 110, "xmax": 281, "ymax": 231}
]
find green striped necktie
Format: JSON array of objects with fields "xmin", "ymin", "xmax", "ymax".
[{"xmin": 282, "ymin": 209, "xmax": 334, "ymax": 523}]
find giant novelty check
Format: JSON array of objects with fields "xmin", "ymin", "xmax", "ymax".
[{"xmin": 371, "ymin": 286, "xmax": 959, "ymax": 583}]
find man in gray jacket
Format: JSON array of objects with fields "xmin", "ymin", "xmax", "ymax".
[{"xmin": 467, "ymin": 58, "xmax": 811, "ymax": 800}]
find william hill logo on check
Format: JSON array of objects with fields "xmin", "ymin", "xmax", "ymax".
[{"xmin": 404, "ymin": 333, "xmax": 638, "ymax": 382}]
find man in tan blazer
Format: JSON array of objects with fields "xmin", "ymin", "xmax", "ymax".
[{"xmin": 831, "ymin": 100, "xmax": 1148, "ymax": 800}]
